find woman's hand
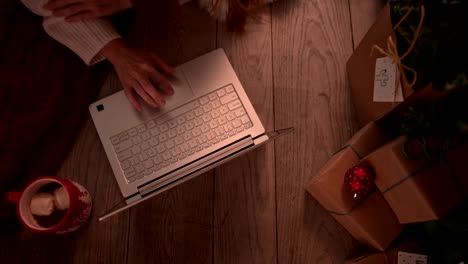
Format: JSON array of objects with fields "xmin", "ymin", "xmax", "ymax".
[
  {"xmin": 100, "ymin": 39, "xmax": 176, "ymax": 112},
  {"xmin": 44, "ymin": 0, "xmax": 132, "ymax": 21}
]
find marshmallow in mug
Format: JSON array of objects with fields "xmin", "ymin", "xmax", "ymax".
[{"xmin": 30, "ymin": 187, "xmax": 70, "ymax": 216}]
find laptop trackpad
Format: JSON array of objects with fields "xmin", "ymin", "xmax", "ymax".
[{"xmin": 164, "ymin": 70, "xmax": 195, "ymax": 108}]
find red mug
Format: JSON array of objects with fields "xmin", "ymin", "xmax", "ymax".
[{"xmin": 6, "ymin": 176, "xmax": 92, "ymax": 234}]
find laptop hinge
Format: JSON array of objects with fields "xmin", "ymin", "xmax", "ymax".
[{"xmin": 138, "ymin": 136, "xmax": 254, "ymax": 197}]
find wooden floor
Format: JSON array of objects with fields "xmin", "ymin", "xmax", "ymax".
[{"xmin": 1, "ymin": 0, "xmax": 384, "ymax": 263}]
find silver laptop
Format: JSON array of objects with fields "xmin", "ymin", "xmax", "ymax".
[{"xmin": 90, "ymin": 49, "xmax": 292, "ymax": 221}]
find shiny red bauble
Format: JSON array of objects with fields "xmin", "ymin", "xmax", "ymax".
[{"xmin": 344, "ymin": 165, "xmax": 376, "ymax": 198}]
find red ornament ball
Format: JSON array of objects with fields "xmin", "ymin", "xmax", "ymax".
[{"xmin": 344, "ymin": 165, "xmax": 376, "ymax": 198}]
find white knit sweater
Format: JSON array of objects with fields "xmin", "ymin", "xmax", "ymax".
[
  {"xmin": 21, "ymin": 0, "xmax": 122, "ymax": 65},
  {"xmin": 21, "ymin": 0, "xmax": 271, "ymax": 65},
  {"xmin": 20, "ymin": 0, "xmax": 197, "ymax": 66}
]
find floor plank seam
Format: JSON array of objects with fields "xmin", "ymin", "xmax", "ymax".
[
  {"xmin": 270, "ymin": 4, "xmax": 280, "ymax": 264},
  {"xmin": 212, "ymin": 171, "xmax": 215, "ymax": 264},
  {"xmin": 347, "ymin": 0, "xmax": 356, "ymax": 50},
  {"xmin": 125, "ymin": 210, "xmax": 131, "ymax": 264},
  {"xmin": 213, "ymin": 20, "xmax": 219, "ymax": 264}
]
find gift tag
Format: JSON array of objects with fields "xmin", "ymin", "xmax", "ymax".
[
  {"xmin": 373, "ymin": 57, "xmax": 403, "ymax": 102},
  {"xmin": 397, "ymin": 251, "xmax": 427, "ymax": 264}
]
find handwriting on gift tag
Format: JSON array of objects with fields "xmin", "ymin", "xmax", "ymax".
[
  {"xmin": 376, "ymin": 69, "xmax": 389, "ymax": 86},
  {"xmin": 398, "ymin": 251, "xmax": 427, "ymax": 264},
  {"xmin": 373, "ymin": 57, "xmax": 403, "ymax": 102}
]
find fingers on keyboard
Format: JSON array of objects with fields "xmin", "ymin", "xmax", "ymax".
[{"xmin": 112, "ymin": 86, "xmax": 253, "ymax": 182}]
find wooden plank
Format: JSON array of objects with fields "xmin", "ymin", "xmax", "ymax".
[
  {"xmin": 272, "ymin": 0, "xmax": 358, "ymax": 262},
  {"xmin": 57, "ymin": 118, "xmax": 130, "ymax": 263},
  {"xmin": 349, "ymin": 0, "xmax": 385, "ymax": 48},
  {"xmin": 214, "ymin": 6, "xmax": 276, "ymax": 264},
  {"xmin": 126, "ymin": 2, "xmax": 216, "ymax": 264}
]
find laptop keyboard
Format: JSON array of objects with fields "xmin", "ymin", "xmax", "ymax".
[{"xmin": 110, "ymin": 85, "xmax": 253, "ymax": 183}]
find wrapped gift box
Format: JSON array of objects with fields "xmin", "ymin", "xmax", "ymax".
[
  {"xmin": 307, "ymin": 123, "xmax": 404, "ymax": 250},
  {"xmin": 347, "ymin": 4, "xmax": 412, "ymax": 126},
  {"xmin": 345, "ymin": 240, "xmax": 420, "ymax": 264},
  {"xmin": 362, "ymin": 136, "xmax": 466, "ymax": 223},
  {"xmin": 347, "ymin": 4, "xmax": 443, "ymax": 127}
]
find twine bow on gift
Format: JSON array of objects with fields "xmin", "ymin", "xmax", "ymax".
[
  {"xmin": 372, "ymin": 5, "xmax": 426, "ymax": 102},
  {"xmin": 401, "ymin": 136, "xmax": 450, "ymax": 161},
  {"xmin": 381, "ymin": 136, "xmax": 465, "ymax": 195},
  {"xmin": 401, "ymin": 136, "xmax": 458, "ymax": 188}
]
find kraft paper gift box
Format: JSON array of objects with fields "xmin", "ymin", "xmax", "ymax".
[
  {"xmin": 347, "ymin": 4, "xmax": 412, "ymax": 126},
  {"xmin": 345, "ymin": 240, "xmax": 420, "ymax": 264},
  {"xmin": 362, "ymin": 136, "xmax": 466, "ymax": 223},
  {"xmin": 346, "ymin": 4, "xmax": 443, "ymax": 127},
  {"xmin": 307, "ymin": 123, "xmax": 404, "ymax": 251}
]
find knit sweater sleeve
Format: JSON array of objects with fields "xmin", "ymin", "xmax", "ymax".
[{"xmin": 20, "ymin": 0, "xmax": 121, "ymax": 65}]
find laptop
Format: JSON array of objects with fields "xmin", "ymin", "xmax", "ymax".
[{"xmin": 89, "ymin": 49, "xmax": 292, "ymax": 221}]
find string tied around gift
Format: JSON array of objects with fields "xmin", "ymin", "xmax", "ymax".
[
  {"xmin": 381, "ymin": 135, "xmax": 465, "ymax": 195},
  {"xmin": 401, "ymin": 136, "xmax": 450, "ymax": 161},
  {"xmin": 372, "ymin": 5, "xmax": 426, "ymax": 102},
  {"xmin": 324, "ymin": 189, "xmax": 377, "ymax": 216},
  {"xmin": 401, "ymin": 136, "xmax": 459, "ymax": 187}
]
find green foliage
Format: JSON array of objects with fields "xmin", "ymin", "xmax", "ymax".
[
  {"xmin": 391, "ymin": 0, "xmax": 468, "ymax": 92},
  {"xmin": 389, "ymin": 0, "xmax": 468, "ymax": 138},
  {"xmin": 400, "ymin": 89, "xmax": 468, "ymax": 138}
]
